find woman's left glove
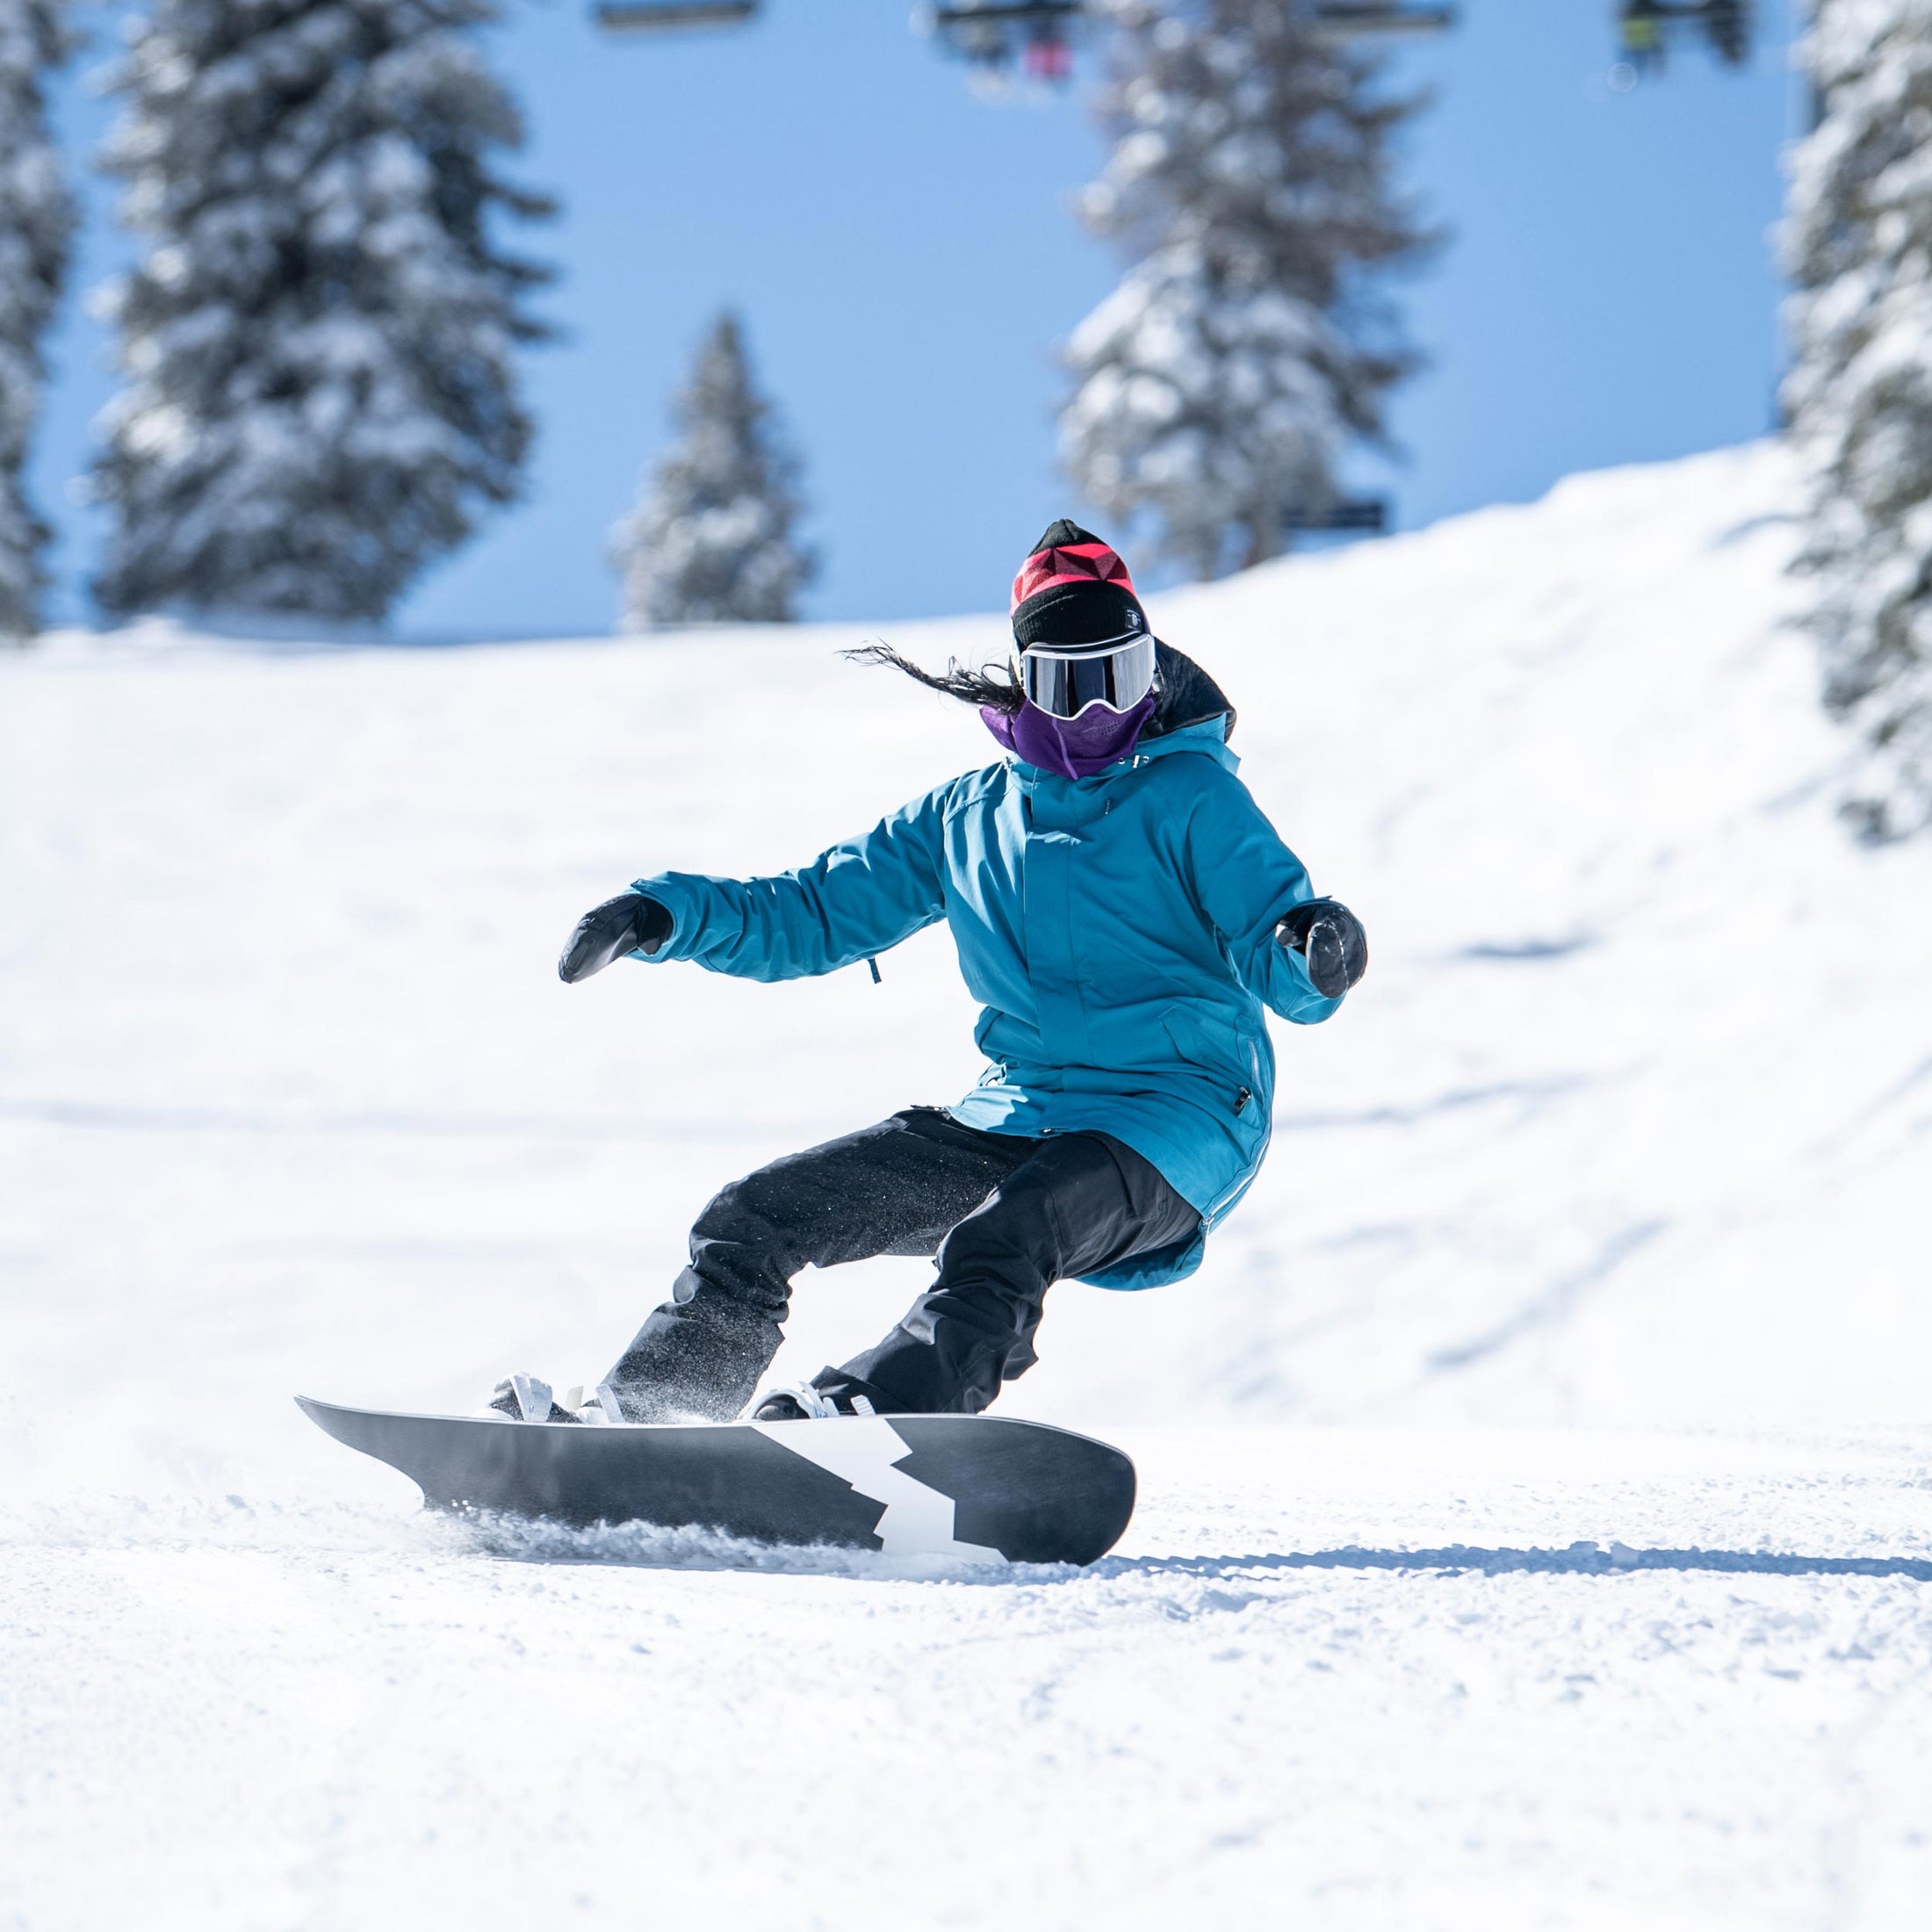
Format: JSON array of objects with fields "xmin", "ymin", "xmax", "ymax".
[
  {"xmin": 558, "ymin": 892, "xmax": 674, "ymax": 984},
  {"xmin": 1277, "ymin": 898, "xmax": 1368, "ymax": 1000}
]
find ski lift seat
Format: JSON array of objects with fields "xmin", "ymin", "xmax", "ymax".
[
  {"xmin": 594, "ymin": 1, "xmax": 758, "ymax": 35},
  {"xmin": 1282, "ymin": 498, "xmax": 1387, "ymax": 536}
]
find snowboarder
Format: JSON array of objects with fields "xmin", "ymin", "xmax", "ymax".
[{"xmin": 504, "ymin": 521, "xmax": 1366, "ymax": 1425}]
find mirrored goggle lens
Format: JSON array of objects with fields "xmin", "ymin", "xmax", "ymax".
[{"xmin": 1020, "ymin": 635, "xmax": 1156, "ymax": 719}]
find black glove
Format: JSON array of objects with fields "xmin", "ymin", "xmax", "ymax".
[
  {"xmin": 558, "ymin": 892, "xmax": 674, "ymax": 984},
  {"xmin": 1277, "ymin": 898, "xmax": 1368, "ymax": 1000}
]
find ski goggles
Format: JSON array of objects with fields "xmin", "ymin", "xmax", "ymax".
[{"xmin": 1019, "ymin": 631, "xmax": 1157, "ymax": 720}]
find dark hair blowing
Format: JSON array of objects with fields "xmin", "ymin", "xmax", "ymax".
[{"xmin": 841, "ymin": 641, "xmax": 1025, "ymax": 716}]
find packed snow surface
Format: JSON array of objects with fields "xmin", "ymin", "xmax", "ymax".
[{"xmin": 4, "ymin": 443, "xmax": 1929, "ymax": 1928}]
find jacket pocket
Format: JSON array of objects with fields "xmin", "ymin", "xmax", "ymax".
[{"xmin": 1160, "ymin": 1002, "xmax": 1256, "ymax": 1119}]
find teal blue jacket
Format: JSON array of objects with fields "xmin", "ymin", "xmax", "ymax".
[{"xmin": 631, "ymin": 717, "xmax": 1341, "ymax": 1289}]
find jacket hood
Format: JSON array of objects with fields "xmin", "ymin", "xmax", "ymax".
[{"xmin": 1143, "ymin": 642, "xmax": 1236, "ymax": 745}]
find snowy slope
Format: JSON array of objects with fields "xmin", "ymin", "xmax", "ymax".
[{"xmin": 3, "ymin": 443, "xmax": 1930, "ymax": 1928}]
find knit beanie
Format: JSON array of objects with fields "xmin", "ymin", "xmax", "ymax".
[{"xmin": 1009, "ymin": 520, "xmax": 1149, "ymax": 650}]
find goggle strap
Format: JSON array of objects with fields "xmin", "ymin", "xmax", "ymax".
[{"xmin": 1020, "ymin": 627, "xmax": 1148, "ymax": 659}]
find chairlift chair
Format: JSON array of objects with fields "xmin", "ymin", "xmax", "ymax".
[
  {"xmin": 594, "ymin": 0, "xmax": 757, "ymax": 35},
  {"xmin": 926, "ymin": 2, "xmax": 1084, "ymax": 80},
  {"xmin": 1282, "ymin": 498, "xmax": 1388, "ymax": 536},
  {"xmin": 1303, "ymin": 3, "xmax": 1457, "ymax": 40},
  {"xmin": 1614, "ymin": 0, "xmax": 1753, "ymax": 74}
]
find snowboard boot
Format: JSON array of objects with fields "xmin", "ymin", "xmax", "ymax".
[{"xmin": 748, "ymin": 1376, "xmax": 892, "ymax": 1422}]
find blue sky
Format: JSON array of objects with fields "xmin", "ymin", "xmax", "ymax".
[{"xmin": 30, "ymin": 0, "xmax": 1799, "ymax": 634}]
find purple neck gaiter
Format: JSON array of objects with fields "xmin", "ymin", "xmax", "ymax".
[{"xmin": 981, "ymin": 693, "xmax": 1157, "ymax": 780}]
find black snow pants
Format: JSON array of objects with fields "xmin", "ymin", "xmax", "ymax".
[{"xmin": 602, "ymin": 1107, "xmax": 1200, "ymax": 1421}]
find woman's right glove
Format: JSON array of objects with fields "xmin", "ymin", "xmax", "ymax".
[
  {"xmin": 558, "ymin": 892, "xmax": 674, "ymax": 984},
  {"xmin": 1276, "ymin": 898, "xmax": 1368, "ymax": 1000}
]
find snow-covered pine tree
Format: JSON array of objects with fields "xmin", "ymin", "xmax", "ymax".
[
  {"xmin": 91, "ymin": 0, "xmax": 552, "ymax": 622},
  {"xmin": 609, "ymin": 312, "xmax": 814, "ymax": 629},
  {"xmin": 1062, "ymin": 0, "xmax": 1429, "ymax": 580},
  {"xmin": 0, "ymin": 0, "xmax": 75, "ymax": 641},
  {"xmin": 1783, "ymin": 0, "xmax": 1932, "ymax": 840}
]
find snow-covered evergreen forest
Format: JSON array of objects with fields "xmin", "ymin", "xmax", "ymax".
[{"xmin": 0, "ymin": 2, "xmax": 1927, "ymax": 830}]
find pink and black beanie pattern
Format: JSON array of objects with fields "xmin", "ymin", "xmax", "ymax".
[{"xmin": 1010, "ymin": 520, "xmax": 1149, "ymax": 651}]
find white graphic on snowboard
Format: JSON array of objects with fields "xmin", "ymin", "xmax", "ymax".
[{"xmin": 750, "ymin": 1417, "xmax": 1006, "ymax": 1561}]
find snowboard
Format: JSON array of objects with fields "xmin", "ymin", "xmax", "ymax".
[{"xmin": 296, "ymin": 1395, "xmax": 1136, "ymax": 1566}]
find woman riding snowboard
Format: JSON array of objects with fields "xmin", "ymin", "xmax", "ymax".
[{"xmin": 506, "ymin": 521, "xmax": 1366, "ymax": 1426}]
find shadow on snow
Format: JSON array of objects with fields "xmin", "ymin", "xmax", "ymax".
[
  {"xmin": 458, "ymin": 1513, "xmax": 1932, "ymax": 1585},
  {"xmin": 1090, "ymin": 1541, "xmax": 1932, "ymax": 1584}
]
